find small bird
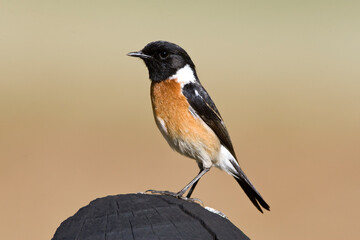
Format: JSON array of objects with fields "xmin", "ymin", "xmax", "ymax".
[{"xmin": 128, "ymin": 41, "xmax": 270, "ymax": 213}]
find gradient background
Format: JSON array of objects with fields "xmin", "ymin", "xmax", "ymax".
[{"xmin": 1, "ymin": 1, "xmax": 359, "ymax": 239}]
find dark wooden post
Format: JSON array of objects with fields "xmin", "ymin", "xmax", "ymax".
[{"xmin": 52, "ymin": 194, "xmax": 250, "ymax": 240}]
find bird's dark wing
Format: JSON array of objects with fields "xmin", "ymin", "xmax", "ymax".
[
  {"xmin": 183, "ymin": 82, "xmax": 270, "ymax": 213},
  {"xmin": 182, "ymin": 82, "xmax": 237, "ymax": 159}
]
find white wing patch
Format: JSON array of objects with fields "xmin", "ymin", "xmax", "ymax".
[{"xmin": 188, "ymin": 106, "xmax": 199, "ymax": 118}]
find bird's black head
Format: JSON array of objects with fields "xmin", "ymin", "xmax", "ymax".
[{"xmin": 127, "ymin": 41, "xmax": 197, "ymax": 82}]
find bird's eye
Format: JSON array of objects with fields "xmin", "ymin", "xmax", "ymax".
[{"xmin": 159, "ymin": 51, "xmax": 169, "ymax": 60}]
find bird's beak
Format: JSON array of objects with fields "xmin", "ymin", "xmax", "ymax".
[{"xmin": 127, "ymin": 51, "xmax": 152, "ymax": 59}]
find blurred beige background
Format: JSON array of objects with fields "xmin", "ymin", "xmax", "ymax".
[{"xmin": 1, "ymin": 1, "xmax": 359, "ymax": 239}]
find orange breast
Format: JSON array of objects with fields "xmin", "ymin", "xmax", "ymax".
[{"xmin": 150, "ymin": 79, "xmax": 220, "ymax": 159}]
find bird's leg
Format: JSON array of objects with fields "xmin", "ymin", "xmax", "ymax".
[
  {"xmin": 186, "ymin": 166, "xmax": 203, "ymax": 198},
  {"xmin": 146, "ymin": 167, "xmax": 210, "ymax": 201},
  {"xmin": 177, "ymin": 167, "xmax": 210, "ymax": 196},
  {"xmin": 185, "ymin": 178, "xmax": 200, "ymax": 198}
]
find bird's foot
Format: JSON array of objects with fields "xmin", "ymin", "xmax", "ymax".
[
  {"xmin": 145, "ymin": 189, "xmax": 203, "ymax": 205},
  {"xmin": 145, "ymin": 189, "xmax": 180, "ymax": 197}
]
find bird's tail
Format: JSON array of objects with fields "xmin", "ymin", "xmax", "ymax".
[
  {"xmin": 231, "ymin": 162, "xmax": 270, "ymax": 213},
  {"xmin": 218, "ymin": 146, "xmax": 270, "ymax": 213}
]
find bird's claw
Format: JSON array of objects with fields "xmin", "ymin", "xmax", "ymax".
[{"xmin": 144, "ymin": 189, "xmax": 204, "ymax": 206}]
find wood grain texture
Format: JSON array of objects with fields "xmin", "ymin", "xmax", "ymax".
[{"xmin": 52, "ymin": 194, "xmax": 250, "ymax": 240}]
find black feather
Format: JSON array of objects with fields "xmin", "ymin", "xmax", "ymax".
[
  {"xmin": 231, "ymin": 161, "xmax": 270, "ymax": 213},
  {"xmin": 183, "ymin": 82, "xmax": 270, "ymax": 213}
]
